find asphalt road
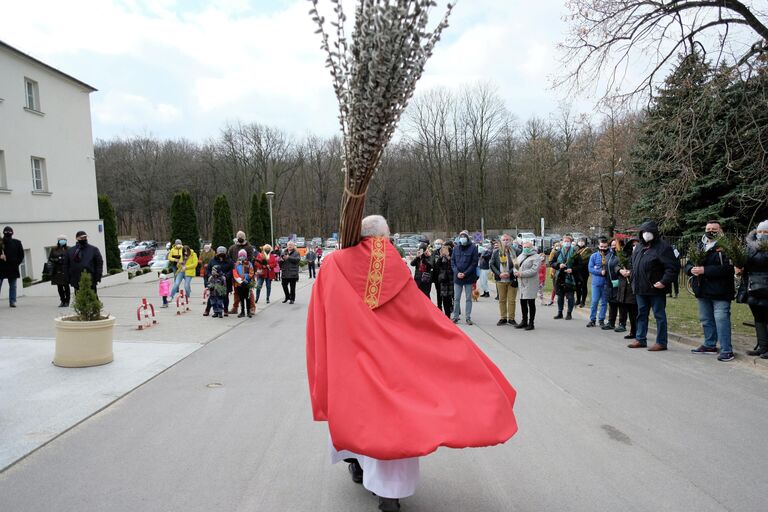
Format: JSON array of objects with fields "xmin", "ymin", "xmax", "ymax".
[{"xmin": 2, "ymin": 278, "xmax": 767, "ymax": 512}]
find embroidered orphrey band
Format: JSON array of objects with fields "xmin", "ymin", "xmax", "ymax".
[{"xmin": 364, "ymin": 237, "xmax": 386, "ymax": 309}]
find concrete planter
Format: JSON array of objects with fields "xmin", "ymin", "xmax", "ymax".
[{"xmin": 53, "ymin": 316, "xmax": 116, "ymax": 368}]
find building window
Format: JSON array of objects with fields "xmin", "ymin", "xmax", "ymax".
[
  {"xmin": 0, "ymin": 150, "xmax": 7, "ymax": 190},
  {"xmin": 25, "ymin": 78, "xmax": 40, "ymax": 111},
  {"xmin": 19, "ymin": 249, "xmax": 32, "ymax": 279},
  {"xmin": 31, "ymin": 156, "xmax": 47, "ymax": 192}
]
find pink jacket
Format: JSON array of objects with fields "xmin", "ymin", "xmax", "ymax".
[{"xmin": 159, "ymin": 278, "xmax": 171, "ymax": 296}]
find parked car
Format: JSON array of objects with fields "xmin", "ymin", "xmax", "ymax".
[
  {"xmin": 295, "ymin": 237, "xmax": 306, "ymax": 248},
  {"xmin": 516, "ymin": 232, "xmax": 537, "ymax": 243},
  {"xmin": 311, "ymin": 237, "xmax": 322, "ymax": 247},
  {"xmin": 123, "ymin": 261, "xmax": 142, "ymax": 273},
  {"xmin": 325, "ymin": 238, "xmax": 339, "ymax": 249},
  {"xmin": 277, "ymin": 236, "xmax": 290, "ymax": 247},
  {"xmin": 149, "ymin": 250, "xmax": 169, "ymax": 272},
  {"xmin": 121, "ymin": 248, "xmax": 155, "ymax": 268}
]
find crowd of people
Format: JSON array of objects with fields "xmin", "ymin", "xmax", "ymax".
[
  {"xmin": 0, "ymin": 226, "xmax": 104, "ymax": 308},
  {"xmin": 404, "ymin": 218, "xmax": 768, "ymax": 362}
]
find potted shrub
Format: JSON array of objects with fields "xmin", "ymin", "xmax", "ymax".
[{"xmin": 53, "ymin": 271, "xmax": 115, "ymax": 368}]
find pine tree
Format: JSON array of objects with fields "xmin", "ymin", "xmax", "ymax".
[
  {"xmin": 170, "ymin": 191, "xmax": 200, "ymax": 253},
  {"xmin": 98, "ymin": 195, "xmax": 121, "ymax": 271},
  {"xmin": 260, "ymin": 192, "xmax": 272, "ymax": 246},
  {"xmin": 248, "ymin": 193, "xmax": 264, "ymax": 248},
  {"xmin": 211, "ymin": 194, "xmax": 234, "ymax": 250}
]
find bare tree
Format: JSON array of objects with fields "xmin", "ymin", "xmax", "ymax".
[{"xmin": 559, "ymin": 0, "xmax": 768, "ymax": 99}]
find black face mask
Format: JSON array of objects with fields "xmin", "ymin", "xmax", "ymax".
[
  {"xmin": 2, "ymin": 232, "xmax": 11, "ymax": 238},
  {"xmin": 78, "ymin": 239, "xmax": 88, "ymax": 246},
  {"xmin": 237, "ymin": 238, "xmax": 245, "ymax": 244},
  {"xmin": 704, "ymin": 231, "xmax": 718, "ymax": 240}
]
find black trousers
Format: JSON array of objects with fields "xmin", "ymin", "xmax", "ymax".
[
  {"xmin": 308, "ymin": 263, "xmax": 316, "ymax": 278},
  {"xmin": 282, "ymin": 278, "xmax": 297, "ymax": 301},
  {"xmin": 57, "ymin": 284, "xmax": 71, "ymax": 303},
  {"xmin": 416, "ymin": 280, "xmax": 431, "ymax": 297},
  {"xmin": 557, "ymin": 290, "xmax": 575, "ymax": 314},
  {"xmin": 575, "ymin": 272, "xmax": 589, "ymax": 305},
  {"xmin": 668, "ymin": 275, "xmax": 679, "ymax": 296},
  {"xmin": 520, "ymin": 298, "xmax": 536, "ymax": 324},
  {"xmin": 618, "ymin": 303, "xmax": 638, "ymax": 334},
  {"xmin": 237, "ymin": 286, "xmax": 249, "ymax": 313},
  {"xmin": 440, "ymin": 294, "xmax": 453, "ymax": 317},
  {"xmin": 608, "ymin": 302, "xmax": 619, "ymax": 325}
]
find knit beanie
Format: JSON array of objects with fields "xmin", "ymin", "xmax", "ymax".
[{"xmin": 758, "ymin": 220, "xmax": 768, "ymax": 232}]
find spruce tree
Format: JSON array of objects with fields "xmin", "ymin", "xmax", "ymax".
[
  {"xmin": 260, "ymin": 192, "xmax": 272, "ymax": 246},
  {"xmin": 170, "ymin": 191, "xmax": 200, "ymax": 253},
  {"xmin": 248, "ymin": 193, "xmax": 264, "ymax": 247},
  {"xmin": 98, "ymin": 195, "xmax": 121, "ymax": 271},
  {"xmin": 211, "ymin": 194, "xmax": 234, "ymax": 250}
]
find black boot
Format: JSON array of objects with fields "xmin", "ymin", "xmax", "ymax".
[
  {"xmin": 378, "ymin": 497, "xmax": 400, "ymax": 511},
  {"xmin": 347, "ymin": 459, "xmax": 363, "ymax": 484},
  {"xmin": 526, "ymin": 309, "xmax": 535, "ymax": 330},
  {"xmin": 746, "ymin": 322, "xmax": 768, "ymax": 356},
  {"xmin": 515, "ymin": 317, "xmax": 528, "ymax": 329}
]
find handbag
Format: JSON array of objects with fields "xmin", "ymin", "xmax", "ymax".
[{"xmin": 747, "ymin": 272, "xmax": 768, "ymax": 299}]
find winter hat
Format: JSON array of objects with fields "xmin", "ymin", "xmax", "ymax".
[
  {"xmin": 76, "ymin": 230, "xmax": 87, "ymax": 238},
  {"xmin": 3, "ymin": 226, "xmax": 13, "ymax": 236},
  {"xmin": 175, "ymin": 239, "xmax": 182, "ymax": 245},
  {"xmin": 238, "ymin": 249, "xmax": 247, "ymax": 259},
  {"xmin": 216, "ymin": 246, "xmax": 226, "ymax": 255},
  {"xmin": 757, "ymin": 220, "xmax": 768, "ymax": 232},
  {"xmin": 57, "ymin": 234, "xmax": 67, "ymax": 240}
]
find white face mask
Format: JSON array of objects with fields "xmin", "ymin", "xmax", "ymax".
[{"xmin": 642, "ymin": 232, "xmax": 654, "ymax": 242}]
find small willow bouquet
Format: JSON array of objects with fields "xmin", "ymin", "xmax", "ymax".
[
  {"xmin": 687, "ymin": 242, "xmax": 706, "ymax": 266},
  {"xmin": 719, "ymin": 235, "xmax": 748, "ymax": 268}
]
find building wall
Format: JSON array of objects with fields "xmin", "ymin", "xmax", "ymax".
[{"xmin": 0, "ymin": 45, "xmax": 104, "ymax": 298}]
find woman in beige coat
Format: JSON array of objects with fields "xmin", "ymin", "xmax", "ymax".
[{"xmin": 514, "ymin": 240, "xmax": 541, "ymax": 330}]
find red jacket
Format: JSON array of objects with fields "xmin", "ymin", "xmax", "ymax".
[
  {"xmin": 254, "ymin": 252, "xmax": 278, "ymax": 280},
  {"xmin": 306, "ymin": 237, "xmax": 517, "ymax": 460}
]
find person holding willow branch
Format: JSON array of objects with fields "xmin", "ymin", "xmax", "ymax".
[{"xmin": 305, "ymin": 3, "xmax": 518, "ymax": 511}]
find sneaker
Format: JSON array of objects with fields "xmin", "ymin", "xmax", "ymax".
[
  {"xmin": 746, "ymin": 349, "xmax": 768, "ymax": 356},
  {"xmin": 237, "ymin": 312, "xmax": 245, "ymax": 318},
  {"xmin": 717, "ymin": 351, "xmax": 735, "ymax": 362},
  {"xmin": 565, "ymin": 313, "xmax": 573, "ymax": 320},
  {"xmin": 599, "ymin": 320, "xmax": 605, "ymax": 327},
  {"xmin": 451, "ymin": 317, "xmax": 460, "ymax": 324},
  {"xmin": 614, "ymin": 325, "xmax": 626, "ymax": 333},
  {"xmin": 161, "ymin": 303, "xmax": 169, "ymax": 308},
  {"xmin": 601, "ymin": 323, "xmax": 615, "ymax": 330},
  {"xmin": 691, "ymin": 345, "xmax": 718, "ymax": 354},
  {"xmin": 496, "ymin": 319, "xmax": 507, "ymax": 326},
  {"xmin": 466, "ymin": 318, "xmax": 473, "ymax": 325},
  {"xmin": 586, "ymin": 321, "xmax": 596, "ymax": 327}
]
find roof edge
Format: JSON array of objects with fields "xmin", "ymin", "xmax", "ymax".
[{"xmin": 0, "ymin": 40, "xmax": 98, "ymax": 93}]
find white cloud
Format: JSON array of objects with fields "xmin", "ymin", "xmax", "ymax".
[{"xmin": 93, "ymin": 91, "xmax": 180, "ymax": 125}]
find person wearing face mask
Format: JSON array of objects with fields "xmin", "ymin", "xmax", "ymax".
[
  {"xmin": 410, "ymin": 243, "xmax": 433, "ymax": 297},
  {"xmin": 204, "ymin": 246, "xmax": 233, "ymax": 316},
  {"xmin": 451, "ymin": 230, "xmax": 480, "ymax": 325},
  {"xmin": 545, "ymin": 242, "xmax": 561, "ymax": 306},
  {"xmin": 627, "ymin": 221, "xmax": 679, "ymax": 352},
  {"xmin": 737, "ymin": 220, "xmax": 768, "ymax": 359},
  {"xmin": 586, "ymin": 238, "xmax": 612, "ymax": 328},
  {"xmin": 0, "ymin": 226, "xmax": 25, "ymax": 307},
  {"xmin": 64, "ymin": 230, "xmax": 104, "ymax": 295},
  {"xmin": 602, "ymin": 239, "xmax": 623, "ymax": 331},
  {"xmin": 514, "ymin": 241, "xmax": 541, "ymax": 330},
  {"xmin": 615, "ymin": 238, "xmax": 639, "ymax": 338},
  {"xmin": 574, "ymin": 238, "xmax": 593, "ymax": 308},
  {"xmin": 168, "ymin": 239, "xmax": 184, "ymax": 268},
  {"xmin": 430, "ymin": 239, "xmax": 445, "ymax": 309},
  {"xmin": 490, "ymin": 234, "xmax": 520, "ymax": 325},
  {"xmin": 685, "ymin": 221, "xmax": 736, "ymax": 361},
  {"xmin": 280, "ymin": 241, "xmax": 301, "ymax": 304},
  {"xmin": 233, "ymin": 249, "xmax": 255, "ymax": 318},
  {"xmin": 551, "ymin": 235, "xmax": 578, "ymax": 319},
  {"xmin": 254, "ymin": 244, "xmax": 278, "ymax": 304},
  {"xmin": 228, "ymin": 231, "xmax": 256, "ymax": 314},
  {"xmin": 48, "ymin": 235, "xmax": 71, "ymax": 307},
  {"xmin": 433, "ymin": 240, "xmax": 454, "ymax": 317},
  {"xmin": 169, "ymin": 245, "xmax": 198, "ymax": 302},
  {"xmin": 477, "ymin": 243, "xmax": 492, "ymax": 298}
]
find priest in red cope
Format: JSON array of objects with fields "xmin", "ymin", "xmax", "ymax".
[{"xmin": 306, "ymin": 215, "xmax": 518, "ymax": 512}]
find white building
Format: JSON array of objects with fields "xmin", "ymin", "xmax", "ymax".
[{"xmin": 0, "ymin": 40, "xmax": 105, "ymax": 296}]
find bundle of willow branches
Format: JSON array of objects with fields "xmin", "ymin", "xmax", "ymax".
[{"xmin": 309, "ymin": 0, "xmax": 454, "ymax": 247}]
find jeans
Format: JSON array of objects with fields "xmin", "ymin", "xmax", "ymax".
[
  {"xmin": 308, "ymin": 263, "xmax": 316, "ymax": 278},
  {"xmin": 0, "ymin": 277, "xmax": 18, "ymax": 304},
  {"xmin": 635, "ymin": 294, "xmax": 668, "ymax": 346},
  {"xmin": 478, "ymin": 269, "xmax": 490, "ymax": 294},
  {"xmin": 170, "ymin": 273, "xmax": 192, "ymax": 300},
  {"xmin": 698, "ymin": 298, "xmax": 732, "ymax": 353},
  {"xmin": 557, "ymin": 290, "xmax": 575, "ymax": 314},
  {"xmin": 453, "ymin": 283, "xmax": 473, "ymax": 319},
  {"xmin": 256, "ymin": 277, "xmax": 272, "ymax": 302},
  {"xmin": 590, "ymin": 284, "xmax": 608, "ymax": 322}
]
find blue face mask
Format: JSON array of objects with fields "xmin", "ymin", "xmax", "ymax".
[
  {"xmin": 58, "ymin": 240, "xmax": 66, "ymax": 246},
  {"xmin": 460, "ymin": 237, "xmax": 469, "ymax": 246}
]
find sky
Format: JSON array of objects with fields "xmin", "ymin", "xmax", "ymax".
[{"xmin": 1, "ymin": 0, "xmax": 594, "ymax": 142}]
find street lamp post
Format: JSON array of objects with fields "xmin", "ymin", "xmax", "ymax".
[{"xmin": 266, "ymin": 191, "xmax": 275, "ymax": 246}]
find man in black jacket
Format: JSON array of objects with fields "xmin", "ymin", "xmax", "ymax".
[
  {"xmin": 65, "ymin": 230, "xmax": 104, "ymax": 295},
  {"xmin": 0, "ymin": 226, "xmax": 25, "ymax": 307},
  {"xmin": 627, "ymin": 221, "xmax": 679, "ymax": 351},
  {"xmin": 684, "ymin": 221, "xmax": 735, "ymax": 361}
]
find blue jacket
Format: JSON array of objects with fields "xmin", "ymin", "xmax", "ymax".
[
  {"xmin": 588, "ymin": 251, "xmax": 608, "ymax": 287},
  {"xmin": 451, "ymin": 243, "xmax": 479, "ymax": 284}
]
